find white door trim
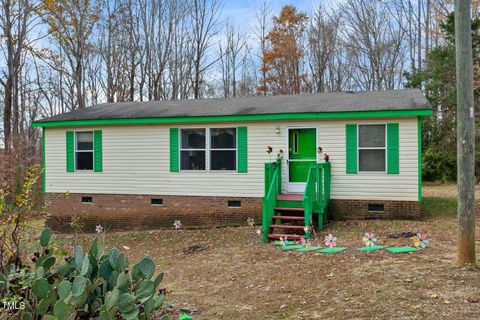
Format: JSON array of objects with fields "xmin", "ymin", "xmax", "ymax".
[{"xmin": 285, "ymin": 126, "xmax": 320, "ymax": 193}]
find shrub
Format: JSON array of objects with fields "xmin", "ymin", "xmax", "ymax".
[
  {"xmin": 0, "ymin": 164, "xmax": 45, "ymax": 273},
  {"xmin": 423, "ymin": 147, "xmax": 480, "ymax": 182},
  {"xmin": 0, "ymin": 228, "xmax": 167, "ymax": 319}
]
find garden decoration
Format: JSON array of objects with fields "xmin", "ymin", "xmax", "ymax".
[
  {"xmin": 173, "ymin": 220, "xmax": 182, "ymax": 229},
  {"xmin": 266, "ymin": 145, "xmax": 273, "ymax": 161},
  {"xmin": 247, "ymin": 217, "xmax": 255, "ymax": 227},
  {"xmin": 95, "ymin": 224, "xmax": 104, "ymax": 234},
  {"xmin": 412, "ymin": 233, "xmax": 430, "ymax": 249},
  {"xmin": 317, "ymin": 146, "xmax": 323, "ymax": 154},
  {"xmin": 281, "ymin": 236, "xmax": 307, "ymax": 251},
  {"xmin": 277, "ymin": 149, "xmax": 284, "ymax": 159},
  {"xmin": 317, "ymin": 234, "xmax": 347, "ymax": 253},
  {"xmin": 296, "ymin": 238, "xmax": 321, "ymax": 252},
  {"xmin": 323, "ymin": 153, "xmax": 330, "ymax": 162},
  {"xmin": 386, "ymin": 246, "xmax": 420, "ymax": 253},
  {"xmin": 256, "ymin": 228, "xmax": 263, "ymax": 238},
  {"xmin": 273, "ymin": 236, "xmax": 294, "ymax": 246},
  {"xmin": 303, "ymin": 226, "xmax": 311, "ymax": 236},
  {"xmin": 357, "ymin": 232, "xmax": 388, "ymax": 252},
  {"xmin": 383, "ymin": 233, "xmax": 427, "ymax": 253},
  {"xmin": 281, "ymin": 244, "xmax": 304, "ymax": 251},
  {"xmin": 273, "ymin": 239, "xmax": 294, "ymax": 245}
]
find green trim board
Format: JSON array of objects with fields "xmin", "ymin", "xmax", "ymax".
[
  {"xmin": 386, "ymin": 246, "xmax": 420, "ymax": 253},
  {"xmin": 356, "ymin": 245, "xmax": 389, "ymax": 252},
  {"xmin": 32, "ymin": 109, "xmax": 433, "ymax": 128},
  {"xmin": 281, "ymin": 245, "xmax": 305, "ymax": 251},
  {"xmin": 418, "ymin": 117, "xmax": 422, "ymax": 202},
  {"xmin": 317, "ymin": 247, "xmax": 348, "ymax": 253},
  {"xmin": 273, "ymin": 240, "xmax": 295, "ymax": 246},
  {"xmin": 41, "ymin": 128, "xmax": 46, "ymax": 193},
  {"xmin": 296, "ymin": 246, "xmax": 322, "ymax": 252}
]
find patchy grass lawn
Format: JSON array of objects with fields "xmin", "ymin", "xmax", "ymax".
[{"xmin": 49, "ymin": 185, "xmax": 480, "ymax": 320}]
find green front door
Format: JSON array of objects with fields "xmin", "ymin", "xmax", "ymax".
[{"xmin": 288, "ymin": 128, "xmax": 317, "ymax": 184}]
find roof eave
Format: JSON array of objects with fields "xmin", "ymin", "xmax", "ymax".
[{"xmin": 32, "ymin": 109, "xmax": 433, "ymax": 128}]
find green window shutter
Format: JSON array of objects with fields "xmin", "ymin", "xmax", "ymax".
[
  {"xmin": 237, "ymin": 126, "xmax": 248, "ymax": 173},
  {"xmin": 66, "ymin": 131, "xmax": 74, "ymax": 172},
  {"xmin": 387, "ymin": 123, "xmax": 399, "ymax": 174},
  {"xmin": 345, "ymin": 124, "xmax": 358, "ymax": 174},
  {"xmin": 170, "ymin": 128, "xmax": 179, "ymax": 172},
  {"xmin": 94, "ymin": 130, "xmax": 103, "ymax": 172}
]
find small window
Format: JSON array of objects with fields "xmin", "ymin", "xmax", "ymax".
[
  {"xmin": 210, "ymin": 128, "xmax": 236, "ymax": 170},
  {"xmin": 358, "ymin": 125, "xmax": 386, "ymax": 172},
  {"xmin": 228, "ymin": 200, "xmax": 241, "ymax": 207},
  {"xmin": 81, "ymin": 196, "xmax": 93, "ymax": 203},
  {"xmin": 180, "ymin": 129, "xmax": 206, "ymax": 170},
  {"xmin": 368, "ymin": 204, "xmax": 384, "ymax": 212},
  {"xmin": 293, "ymin": 131, "xmax": 298, "ymax": 154},
  {"xmin": 151, "ymin": 198, "xmax": 163, "ymax": 205},
  {"xmin": 76, "ymin": 132, "xmax": 94, "ymax": 170}
]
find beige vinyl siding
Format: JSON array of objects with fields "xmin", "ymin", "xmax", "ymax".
[{"xmin": 44, "ymin": 117, "xmax": 418, "ymax": 200}]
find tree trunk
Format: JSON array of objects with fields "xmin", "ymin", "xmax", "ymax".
[
  {"xmin": 3, "ymin": 78, "xmax": 13, "ymax": 150},
  {"xmin": 417, "ymin": 0, "xmax": 422, "ymax": 72},
  {"xmin": 455, "ymin": 0, "xmax": 476, "ymax": 266}
]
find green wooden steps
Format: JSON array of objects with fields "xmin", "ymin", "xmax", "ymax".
[
  {"xmin": 262, "ymin": 161, "xmax": 331, "ymax": 243},
  {"xmin": 267, "ymin": 194, "xmax": 306, "ymax": 241}
]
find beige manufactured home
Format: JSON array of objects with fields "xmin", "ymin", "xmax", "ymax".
[{"xmin": 33, "ymin": 90, "xmax": 431, "ymax": 239}]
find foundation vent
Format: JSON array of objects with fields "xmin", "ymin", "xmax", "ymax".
[
  {"xmin": 368, "ymin": 203, "xmax": 384, "ymax": 212},
  {"xmin": 228, "ymin": 200, "xmax": 241, "ymax": 207},
  {"xmin": 81, "ymin": 196, "xmax": 93, "ymax": 203},
  {"xmin": 151, "ymin": 198, "xmax": 163, "ymax": 206}
]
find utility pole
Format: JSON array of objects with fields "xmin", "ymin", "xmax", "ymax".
[{"xmin": 455, "ymin": 0, "xmax": 476, "ymax": 266}]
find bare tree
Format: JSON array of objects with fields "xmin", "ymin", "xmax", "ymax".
[
  {"xmin": 253, "ymin": 0, "xmax": 272, "ymax": 96},
  {"xmin": 0, "ymin": 0, "xmax": 37, "ymax": 150},
  {"xmin": 307, "ymin": 6, "xmax": 340, "ymax": 93},
  {"xmin": 190, "ymin": 0, "xmax": 223, "ymax": 99},
  {"xmin": 218, "ymin": 23, "xmax": 246, "ymax": 97},
  {"xmin": 340, "ymin": 0, "xmax": 406, "ymax": 90},
  {"xmin": 38, "ymin": 0, "xmax": 99, "ymax": 110}
]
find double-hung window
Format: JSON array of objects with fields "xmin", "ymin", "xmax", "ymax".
[
  {"xmin": 180, "ymin": 128, "xmax": 237, "ymax": 171},
  {"xmin": 75, "ymin": 131, "xmax": 94, "ymax": 170},
  {"xmin": 210, "ymin": 128, "xmax": 236, "ymax": 170},
  {"xmin": 180, "ymin": 129, "xmax": 206, "ymax": 170},
  {"xmin": 358, "ymin": 124, "xmax": 386, "ymax": 172}
]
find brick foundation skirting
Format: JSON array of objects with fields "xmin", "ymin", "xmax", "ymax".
[
  {"xmin": 45, "ymin": 193, "xmax": 262, "ymax": 232},
  {"xmin": 44, "ymin": 193, "xmax": 421, "ymax": 232},
  {"xmin": 329, "ymin": 199, "xmax": 421, "ymax": 220}
]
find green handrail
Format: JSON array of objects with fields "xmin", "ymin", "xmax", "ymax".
[
  {"xmin": 302, "ymin": 162, "xmax": 331, "ymax": 235},
  {"xmin": 262, "ymin": 159, "xmax": 282, "ymax": 243}
]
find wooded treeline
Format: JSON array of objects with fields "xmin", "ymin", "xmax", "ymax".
[{"xmin": 0, "ymin": 0, "xmax": 478, "ymax": 187}]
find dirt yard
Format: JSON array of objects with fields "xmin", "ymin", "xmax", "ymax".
[{"xmin": 54, "ymin": 185, "xmax": 480, "ymax": 319}]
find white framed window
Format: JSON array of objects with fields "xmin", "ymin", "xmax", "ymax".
[
  {"xmin": 179, "ymin": 128, "xmax": 237, "ymax": 171},
  {"xmin": 358, "ymin": 124, "xmax": 386, "ymax": 172},
  {"xmin": 210, "ymin": 128, "xmax": 236, "ymax": 170},
  {"xmin": 75, "ymin": 131, "xmax": 94, "ymax": 170},
  {"xmin": 180, "ymin": 128, "xmax": 206, "ymax": 170}
]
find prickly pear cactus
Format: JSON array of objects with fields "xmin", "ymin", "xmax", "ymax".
[{"xmin": 1, "ymin": 228, "xmax": 167, "ymax": 319}]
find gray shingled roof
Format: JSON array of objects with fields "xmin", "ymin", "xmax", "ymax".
[{"xmin": 37, "ymin": 89, "xmax": 430, "ymax": 122}]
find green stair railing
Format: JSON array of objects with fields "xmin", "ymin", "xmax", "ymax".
[
  {"xmin": 262, "ymin": 159, "xmax": 282, "ymax": 243},
  {"xmin": 302, "ymin": 162, "xmax": 331, "ymax": 236}
]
